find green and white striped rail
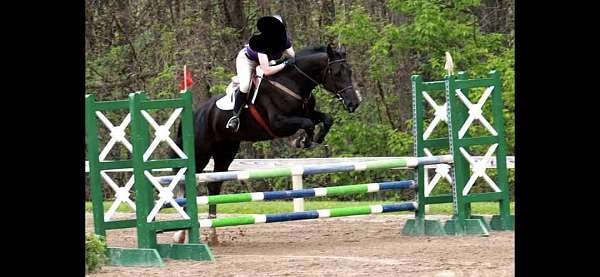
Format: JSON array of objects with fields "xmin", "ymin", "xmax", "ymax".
[
  {"xmin": 158, "ymin": 156, "xmax": 453, "ymax": 184},
  {"xmin": 164, "ymin": 180, "xmax": 415, "ymax": 208}
]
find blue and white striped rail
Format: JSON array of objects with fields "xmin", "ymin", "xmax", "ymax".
[
  {"xmin": 163, "ymin": 180, "xmax": 415, "ymax": 208},
  {"xmin": 199, "ymin": 202, "xmax": 418, "ymax": 228}
]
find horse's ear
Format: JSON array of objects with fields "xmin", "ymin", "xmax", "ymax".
[
  {"xmin": 338, "ymin": 45, "xmax": 347, "ymax": 58},
  {"xmin": 327, "ymin": 43, "xmax": 335, "ymax": 58}
]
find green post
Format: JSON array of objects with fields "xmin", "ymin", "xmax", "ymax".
[
  {"xmin": 488, "ymin": 71, "xmax": 515, "ymax": 230},
  {"xmin": 85, "ymin": 95, "xmax": 106, "ymax": 237},
  {"xmin": 454, "ymin": 72, "xmax": 473, "ymax": 220},
  {"xmin": 412, "ymin": 75, "xmax": 427, "ymax": 234},
  {"xmin": 402, "ymin": 75, "xmax": 446, "ymax": 236},
  {"xmin": 180, "ymin": 90, "xmax": 202, "ymax": 244},
  {"xmin": 129, "ymin": 92, "xmax": 158, "ymax": 249}
]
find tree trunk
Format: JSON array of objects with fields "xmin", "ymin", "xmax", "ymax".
[
  {"xmin": 375, "ymin": 80, "xmax": 397, "ymax": 130},
  {"xmin": 320, "ymin": 0, "xmax": 335, "ymax": 42},
  {"xmin": 221, "ymin": 0, "xmax": 247, "ymax": 41},
  {"xmin": 256, "ymin": 0, "xmax": 271, "ymax": 16},
  {"xmin": 85, "ymin": 0, "xmax": 95, "ymax": 51},
  {"xmin": 114, "ymin": 0, "xmax": 131, "ymax": 38}
]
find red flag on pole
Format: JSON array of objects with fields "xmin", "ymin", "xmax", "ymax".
[{"xmin": 179, "ymin": 65, "xmax": 194, "ymax": 91}]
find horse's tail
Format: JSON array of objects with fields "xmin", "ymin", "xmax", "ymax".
[
  {"xmin": 166, "ymin": 118, "xmax": 183, "ymax": 161},
  {"xmin": 172, "ymin": 116, "xmax": 186, "ymax": 199},
  {"xmin": 175, "ymin": 120, "xmax": 184, "ymax": 155},
  {"xmin": 173, "ymin": 101, "xmax": 209, "ymax": 160}
]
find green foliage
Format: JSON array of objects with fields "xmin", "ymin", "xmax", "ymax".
[
  {"xmin": 208, "ymin": 66, "xmax": 233, "ymax": 96},
  {"xmin": 326, "ymin": 5, "xmax": 378, "ymax": 48},
  {"xmin": 85, "ymin": 233, "xmax": 108, "ymax": 273}
]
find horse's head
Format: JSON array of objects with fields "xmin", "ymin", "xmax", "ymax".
[{"xmin": 321, "ymin": 44, "xmax": 361, "ymax": 113}]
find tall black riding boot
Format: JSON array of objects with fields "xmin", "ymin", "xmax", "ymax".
[{"xmin": 226, "ymin": 88, "xmax": 247, "ymax": 131}]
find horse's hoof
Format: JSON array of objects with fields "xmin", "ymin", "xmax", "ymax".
[
  {"xmin": 292, "ymin": 137, "xmax": 304, "ymax": 148},
  {"xmin": 302, "ymin": 141, "xmax": 316, "ymax": 149},
  {"xmin": 207, "ymin": 228, "xmax": 219, "ymax": 246},
  {"xmin": 173, "ymin": 230, "xmax": 186, "ymax": 244}
]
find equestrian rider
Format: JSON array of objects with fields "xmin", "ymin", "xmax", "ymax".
[{"xmin": 226, "ymin": 15, "xmax": 296, "ymax": 131}]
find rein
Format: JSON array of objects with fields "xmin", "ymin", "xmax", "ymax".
[{"xmin": 290, "ymin": 58, "xmax": 354, "ymax": 102}]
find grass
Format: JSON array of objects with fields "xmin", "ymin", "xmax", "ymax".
[{"xmin": 85, "ymin": 200, "xmax": 515, "ymax": 215}]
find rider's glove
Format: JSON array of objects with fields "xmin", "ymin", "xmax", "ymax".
[{"xmin": 283, "ymin": 57, "xmax": 295, "ymax": 67}]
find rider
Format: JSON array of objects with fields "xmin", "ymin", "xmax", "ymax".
[{"xmin": 226, "ymin": 15, "xmax": 296, "ymax": 131}]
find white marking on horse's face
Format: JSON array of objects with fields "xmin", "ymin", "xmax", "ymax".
[{"xmin": 355, "ymin": 89, "xmax": 363, "ymax": 103}]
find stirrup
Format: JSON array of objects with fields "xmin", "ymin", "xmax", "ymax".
[{"xmin": 226, "ymin": 115, "xmax": 240, "ymax": 132}]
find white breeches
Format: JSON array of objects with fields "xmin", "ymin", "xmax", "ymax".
[{"xmin": 236, "ymin": 48, "xmax": 258, "ymax": 93}]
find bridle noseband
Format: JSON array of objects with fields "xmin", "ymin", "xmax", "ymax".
[{"xmin": 291, "ymin": 58, "xmax": 354, "ymax": 103}]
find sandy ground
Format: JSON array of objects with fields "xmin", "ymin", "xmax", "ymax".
[{"xmin": 86, "ymin": 212, "xmax": 514, "ymax": 277}]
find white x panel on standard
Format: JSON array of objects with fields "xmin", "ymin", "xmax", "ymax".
[
  {"xmin": 96, "ymin": 112, "xmax": 133, "ymax": 161},
  {"xmin": 140, "ymin": 109, "xmax": 187, "ymax": 161},
  {"xmin": 455, "ymin": 86, "xmax": 498, "ymax": 139},
  {"xmin": 459, "ymin": 144, "xmax": 501, "ymax": 196},
  {"xmin": 423, "ymin": 148, "xmax": 453, "ymax": 196},
  {"xmin": 422, "ymin": 91, "xmax": 448, "ymax": 140},
  {"xmin": 144, "ymin": 168, "xmax": 190, "ymax": 223},
  {"xmin": 100, "ymin": 171, "xmax": 136, "ymax": 221}
]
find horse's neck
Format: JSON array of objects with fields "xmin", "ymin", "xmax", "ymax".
[
  {"xmin": 286, "ymin": 54, "xmax": 327, "ymax": 96},
  {"xmin": 288, "ymin": 71, "xmax": 318, "ymax": 96}
]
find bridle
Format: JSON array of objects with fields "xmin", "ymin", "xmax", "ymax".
[{"xmin": 290, "ymin": 58, "xmax": 354, "ymax": 103}]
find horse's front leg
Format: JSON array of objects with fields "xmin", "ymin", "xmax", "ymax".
[
  {"xmin": 308, "ymin": 111, "xmax": 334, "ymax": 144},
  {"xmin": 270, "ymin": 115, "xmax": 315, "ymax": 148},
  {"xmin": 294, "ymin": 127, "xmax": 315, "ymax": 148}
]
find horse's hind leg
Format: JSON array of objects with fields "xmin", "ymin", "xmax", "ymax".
[
  {"xmin": 206, "ymin": 140, "xmax": 241, "ymax": 244},
  {"xmin": 209, "ymin": 140, "xmax": 241, "ymax": 215},
  {"xmin": 173, "ymin": 153, "xmax": 211, "ymax": 199},
  {"xmin": 173, "ymin": 143, "xmax": 213, "ymax": 244}
]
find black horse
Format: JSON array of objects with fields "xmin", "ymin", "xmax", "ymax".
[{"xmin": 174, "ymin": 44, "xmax": 360, "ymax": 242}]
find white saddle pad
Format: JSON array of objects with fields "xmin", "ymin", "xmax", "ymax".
[{"xmin": 216, "ymin": 67, "xmax": 264, "ymax": 111}]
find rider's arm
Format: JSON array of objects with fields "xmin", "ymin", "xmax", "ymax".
[{"xmin": 258, "ymin": 52, "xmax": 286, "ymax": 76}]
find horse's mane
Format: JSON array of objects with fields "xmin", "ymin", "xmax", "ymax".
[{"xmin": 296, "ymin": 46, "xmax": 327, "ymax": 58}]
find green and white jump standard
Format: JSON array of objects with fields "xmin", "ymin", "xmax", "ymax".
[
  {"xmin": 405, "ymin": 70, "xmax": 514, "ymax": 236},
  {"xmin": 85, "ymin": 89, "xmax": 213, "ymax": 267},
  {"xmin": 444, "ymin": 71, "xmax": 514, "ymax": 234}
]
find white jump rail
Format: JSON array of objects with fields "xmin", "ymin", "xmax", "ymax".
[
  {"xmin": 86, "ymin": 156, "xmax": 514, "ymax": 212},
  {"xmin": 85, "ymin": 156, "xmax": 514, "ymax": 172}
]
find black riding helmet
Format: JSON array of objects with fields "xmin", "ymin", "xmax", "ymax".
[
  {"xmin": 257, "ymin": 15, "xmax": 286, "ymax": 33},
  {"xmin": 249, "ymin": 15, "xmax": 289, "ymax": 54}
]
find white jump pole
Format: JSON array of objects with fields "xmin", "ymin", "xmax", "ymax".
[{"xmin": 292, "ymin": 174, "xmax": 304, "ymax": 212}]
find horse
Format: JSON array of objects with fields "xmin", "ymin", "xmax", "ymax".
[{"xmin": 174, "ymin": 44, "xmax": 361, "ymax": 243}]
